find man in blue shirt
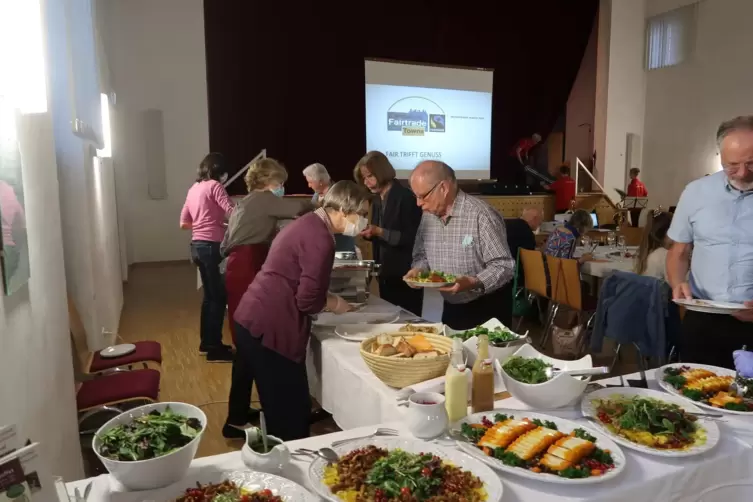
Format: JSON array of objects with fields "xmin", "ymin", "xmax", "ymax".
[{"xmin": 667, "ymin": 115, "xmax": 753, "ymax": 368}]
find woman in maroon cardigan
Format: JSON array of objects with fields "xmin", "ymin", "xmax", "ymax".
[{"xmin": 224, "ymin": 181, "xmax": 371, "ymax": 440}]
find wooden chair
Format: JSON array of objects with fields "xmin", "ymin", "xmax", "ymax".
[
  {"xmin": 542, "ymin": 256, "xmax": 598, "ymax": 353},
  {"xmin": 517, "ymin": 249, "xmax": 551, "ymax": 332}
]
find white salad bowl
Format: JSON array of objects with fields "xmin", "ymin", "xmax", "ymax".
[
  {"xmin": 500, "ymin": 344, "xmax": 593, "ymax": 409},
  {"xmin": 445, "ymin": 318, "xmax": 525, "ymax": 366},
  {"xmin": 92, "ymin": 402, "xmax": 207, "ymax": 490}
]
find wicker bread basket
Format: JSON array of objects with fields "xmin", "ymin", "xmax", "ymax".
[{"xmin": 359, "ymin": 332, "xmax": 453, "ymax": 388}]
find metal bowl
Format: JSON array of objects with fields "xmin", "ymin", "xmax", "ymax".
[{"xmin": 335, "ymin": 251, "xmax": 357, "ymax": 260}]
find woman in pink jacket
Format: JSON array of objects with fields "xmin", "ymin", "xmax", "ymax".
[{"xmin": 180, "ymin": 153, "xmax": 235, "ymax": 362}]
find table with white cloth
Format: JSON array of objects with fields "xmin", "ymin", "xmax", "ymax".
[
  {"xmin": 69, "ymin": 369, "xmax": 753, "ymax": 502},
  {"xmin": 306, "ymin": 296, "xmax": 423, "ymax": 430},
  {"xmin": 573, "ymin": 246, "xmax": 637, "ymax": 278}
]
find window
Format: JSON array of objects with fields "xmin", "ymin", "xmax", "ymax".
[{"xmin": 646, "ymin": 4, "xmax": 696, "ymax": 70}]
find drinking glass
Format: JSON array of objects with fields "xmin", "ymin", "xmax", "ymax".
[
  {"xmin": 606, "ymin": 231, "xmax": 616, "ymax": 250},
  {"xmin": 617, "ymin": 235, "xmax": 627, "ymax": 257},
  {"xmin": 581, "ymin": 235, "xmax": 591, "ymax": 252}
]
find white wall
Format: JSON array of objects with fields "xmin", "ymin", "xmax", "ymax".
[
  {"xmin": 44, "ymin": 0, "xmax": 123, "ymax": 349},
  {"xmin": 642, "ymin": 0, "xmax": 751, "ymax": 208},
  {"xmin": 103, "ymin": 0, "xmax": 210, "ymax": 263},
  {"xmin": 0, "ymin": 106, "xmax": 84, "ymax": 481},
  {"xmin": 600, "ymin": 0, "xmax": 647, "ymax": 201}
]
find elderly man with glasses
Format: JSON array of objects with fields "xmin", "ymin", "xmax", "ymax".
[
  {"xmin": 668, "ymin": 115, "xmax": 753, "ymax": 370},
  {"xmin": 405, "ymin": 161, "xmax": 515, "ymax": 329}
]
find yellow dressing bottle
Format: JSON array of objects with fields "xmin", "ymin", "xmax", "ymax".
[
  {"xmin": 445, "ymin": 337, "xmax": 468, "ymax": 422},
  {"xmin": 471, "ymin": 334, "xmax": 495, "ymax": 413}
]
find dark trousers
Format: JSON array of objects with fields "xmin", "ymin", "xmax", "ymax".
[
  {"xmin": 191, "ymin": 240, "xmax": 226, "ymax": 349},
  {"xmin": 682, "ymin": 310, "xmax": 753, "ymax": 369},
  {"xmin": 442, "ymin": 282, "xmax": 514, "ymax": 331},
  {"xmin": 227, "ymin": 322, "xmax": 311, "ymax": 440},
  {"xmin": 629, "ymin": 209, "xmax": 642, "ymax": 228},
  {"xmin": 379, "ymin": 276, "xmax": 424, "ymax": 316}
]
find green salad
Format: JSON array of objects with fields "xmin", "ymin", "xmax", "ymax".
[
  {"xmin": 411, "ymin": 270, "xmax": 456, "ymax": 283},
  {"xmin": 503, "ymin": 356, "xmax": 552, "ymax": 384},
  {"xmin": 98, "ymin": 406, "xmax": 202, "ymax": 461},
  {"xmin": 451, "ymin": 325, "xmax": 519, "ymax": 345}
]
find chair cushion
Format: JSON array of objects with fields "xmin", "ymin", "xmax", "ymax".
[
  {"xmin": 89, "ymin": 341, "xmax": 162, "ymax": 373},
  {"xmin": 77, "ymin": 369, "xmax": 160, "ymax": 411}
]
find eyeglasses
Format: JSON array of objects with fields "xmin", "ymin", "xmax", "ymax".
[
  {"xmin": 722, "ymin": 162, "xmax": 753, "ymax": 172},
  {"xmin": 415, "ymin": 181, "xmax": 441, "ymax": 202}
]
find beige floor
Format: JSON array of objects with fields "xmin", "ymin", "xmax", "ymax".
[{"xmin": 106, "ymin": 262, "xmax": 638, "ymax": 465}]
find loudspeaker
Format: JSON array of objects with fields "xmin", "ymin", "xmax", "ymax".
[{"xmin": 142, "ymin": 109, "xmax": 167, "ymax": 200}]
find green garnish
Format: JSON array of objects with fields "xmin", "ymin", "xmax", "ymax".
[
  {"xmin": 590, "ymin": 447, "xmax": 613, "ymax": 465},
  {"xmin": 493, "ymin": 449, "xmax": 525, "ymax": 467},
  {"xmin": 559, "ymin": 465, "xmax": 591, "ymax": 479},
  {"xmin": 451, "ymin": 325, "xmax": 519, "ymax": 345},
  {"xmin": 573, "ymin": 428, "xmax": 597, "ymax": 442},
  {"xmin": 724, "ymin": 402, "xmax": 749, "ymax": 411},
  {"xmin": 460, "ymin": 422, "xmax": 485, "ymax": 443},
  {"xmin": 494, "ymin": 413, "xmax": 512, "ymax": 423},
  {"xmin": 366, "ymin": 450, "xmax": 443, "ymax": 499},
  {"xmin": 502, "ymin": 356, "xmax": 552, "ymax": 384},
  {"xmin": 97, "ymin": 406, "xmax": 202, "ymax": 461},
  {"xmin": 531, "ymin": 418, "xmax": 558, "ymax": 430},
  {"xmin": 682, "ymin": 388, "xmax": 704, "ymax": 401},
  {"xmin": 664, "ymin": 374, "xmax": 687, "ymax": 390}
]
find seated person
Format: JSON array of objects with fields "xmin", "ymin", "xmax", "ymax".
[
  {"xmin": 542, "ymin": 209, "xmax": 593, "ymax": 263},
  {"xmin": 505, "ymin": 207, "xmax": 542, "ymax": 260},
  {"xmin": 634, "ymin": 210, "xmax": 673, "ymax": 282}
]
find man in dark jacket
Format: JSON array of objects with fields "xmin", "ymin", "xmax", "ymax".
[
  {"xmin": 355, "ymin": 151, "xmax": 424, "ymax": 315},
  {"xmin": 505, "ymin": 208, "xmax": 542, "ymax": 265}
]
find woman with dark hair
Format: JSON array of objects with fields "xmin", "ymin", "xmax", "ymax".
[
  {"xmin": 635, "ymin": 210, "xmax": 673, "ymax": 281},
  {"xmin": 354, "ymin": 151, "xmax": 424, "ymax": 315},
  {"xmin": 180, "ymin": 152, "xmax": 234, "ymax": 362},
  {"xmin": 224, "ymin": 181, "xmax": 370, "ymax": 440}
]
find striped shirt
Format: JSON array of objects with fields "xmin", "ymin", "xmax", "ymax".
[{"xmin": 412, "ymin": 190, "xmax": 514, "ymax": 304}]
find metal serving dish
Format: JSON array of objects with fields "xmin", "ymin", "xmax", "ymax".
[{"xmin": 330, "ymin": 259, "xmax": 380, "ymax": 303}]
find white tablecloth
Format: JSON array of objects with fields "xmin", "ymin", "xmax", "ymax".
[
  {"xmin": 306, "ymin": 296, "xmax": 419, "ymax": 430},
  {"xmin": 574, "ymin": 246, "xmax": 637, "ymax": 278},
  {"xmin": 70, "ymin": 370, "xmax": 753, "ymax": 501}
]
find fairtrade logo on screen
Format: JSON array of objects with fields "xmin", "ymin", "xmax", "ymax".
[{"xmin": 387, "ymin": 97, "xmax": 445, "ymax": 135}]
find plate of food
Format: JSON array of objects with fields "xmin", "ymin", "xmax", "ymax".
[
  {"xmin": 404, "ymin": 270, "xmax": 456, "ymax": 288},
  {"xmin": 308, "ymin": 437, "xmax": 503, "ymax": 502},
  {"xmin": 581, "ymin": 387, "xmax": 720, "ymax": 457},
  {"xmin": 334, "ymin": 323, "xmax": 444, "ymax": 342},
  {"xmin": 454, "ymin": 409, "xmax": 625, "ymax": 484},
  {"xmin": 166, "ymin": 471, "xmax": 317, "ymax": 501},
  {"xmin": 657, "ymin": 363, "xmax": 753, "ymax": 414},
  {"xmin": 672, "ymin": 298, "xmax": 747, "ymax": 314}
]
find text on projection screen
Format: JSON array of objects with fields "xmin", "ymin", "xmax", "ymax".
[{"xmin": 364, "ymin": 60, "xmax": 493, "ymax": 179}]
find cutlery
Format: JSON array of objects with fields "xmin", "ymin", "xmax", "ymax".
[
  {"xmin": 330, "ymin": 427, "xmax": 399, "ymax": 447},
  {"xmin": 730, "ymin": 345, "xmax": 748, "ymax": 398},
  {"xmin": 296, "ymin": 447, "xmax": 340, "ymax": 464},
  {"xmin": 545, "ymin": 366, "xmax": 610, "ymax": 379},
  {"xmin": 259, "ymin": 411, "xmax": 269, "ymax": 453},
  {"xmin": 491, "ymin": 331, "xmax": 531, "ymax": 348},
  {"xmin": 73, "ymin": 483, "xmax": 92, "ymax": 502}
]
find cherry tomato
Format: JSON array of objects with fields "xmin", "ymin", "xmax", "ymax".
[
  {"xmin": 421, "ymin": 467, "xmax": 432, "ymax": 477},
  {"xmin": 401, "ymin": 486, "xmax": 411, "ymax": 495}
]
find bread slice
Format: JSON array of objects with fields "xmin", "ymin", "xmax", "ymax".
[
  {"xmin": 395, "ymin": 339, "xmax": 417, "ymax": 357},
  {"xmin": 374, "ymin": 344, "xmax": 397, "ymax": 357}
]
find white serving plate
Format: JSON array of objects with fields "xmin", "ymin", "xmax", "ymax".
[
  {"xmin": 314, "ymin": 309, "xmax": 401, "ymax": 327},
  {"xmin": 673, "ymin": 298, "xmax": 746, "ymax": 314},
  {"xmin": 308, "ymin": 436, "xmax": 503, "ymax": 502},
  {"xmin": 454, "ymin": 409, "xmax": 626, "ymax": 485},
  {"xmin": 657, "ymin": 362, "xmax": 753, "ymax": 415},
  {"xmin": 500, "ymin": 344, "xmax": 592, "ymax": 409},
  {"xmin": 141, "ymin": 470, "xmax": 317, "ymax": 501},
  {"xmin": 581, "ymin": 387, "xmax": 720, "ymax": 457},
  {"xmin": 445, "ymin": 318, "xmax": 525, "ymax": 366},
  {"xmin": 334, "ymin": 323, "xmax": 445, "ymax": 342},
  {"xmin": 404, "ymin": 279, "xmax": 454, "ymax": 288}
]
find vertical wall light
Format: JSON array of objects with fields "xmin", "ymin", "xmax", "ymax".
[
  {"xmin": 0, "ymin": 0, "xmax": 48, "ymax": 113},
  {"xmin": 96, "ymin": 93, "xmax": 112, "ymax": 158}
]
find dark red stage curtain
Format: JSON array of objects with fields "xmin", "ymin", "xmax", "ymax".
[{"xmin": 203, "ymin": 1, "xmax": 598, "ymax": 194}]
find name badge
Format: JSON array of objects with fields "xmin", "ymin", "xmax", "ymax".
[{"xmin": 462, "ymin": 235, "xmax": 474, "ymax": 247}]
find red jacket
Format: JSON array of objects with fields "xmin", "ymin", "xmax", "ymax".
[
  {"xmin": 627, "ymin": 179, "xmax": 648, "ymax": 197},
  {"xmin": 550, "ymin": 176, "xmax": 576, "ymax": 212},
  {"xmin": 234, "ymin": 212, "xmax": 334, "ymax": 362}
]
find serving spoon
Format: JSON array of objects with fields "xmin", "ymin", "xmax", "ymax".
[
  {"xmin": 730, "ymin": 345, "xmax": 749, "ymax": 398},
  {"xmin": 544, "ymin": 366, "xmax": 610, "ymax": 379}
]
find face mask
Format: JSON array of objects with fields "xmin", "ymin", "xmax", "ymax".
[
  {"xmin": 271, "ymin": 186, "xmax": 285, "ymax": 197},
  {"xmin": 343, "ymin": 215, "xmax": 368, "ymax": 236},
  {"xmin": 219, "ymin": 173, "xmax": 228, "ymax": 184}
]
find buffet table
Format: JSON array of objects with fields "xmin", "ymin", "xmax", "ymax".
[
  {"xmin": 69, "ymin": 369, "xmax": 753, "ymax": 501},
  {"xmin": 306, "ymin": 296, "xmax": 420, "ymax": 430},
  {"xmin": 574, "ymin": 246, "xmax": 637, "ymax": 278}
]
